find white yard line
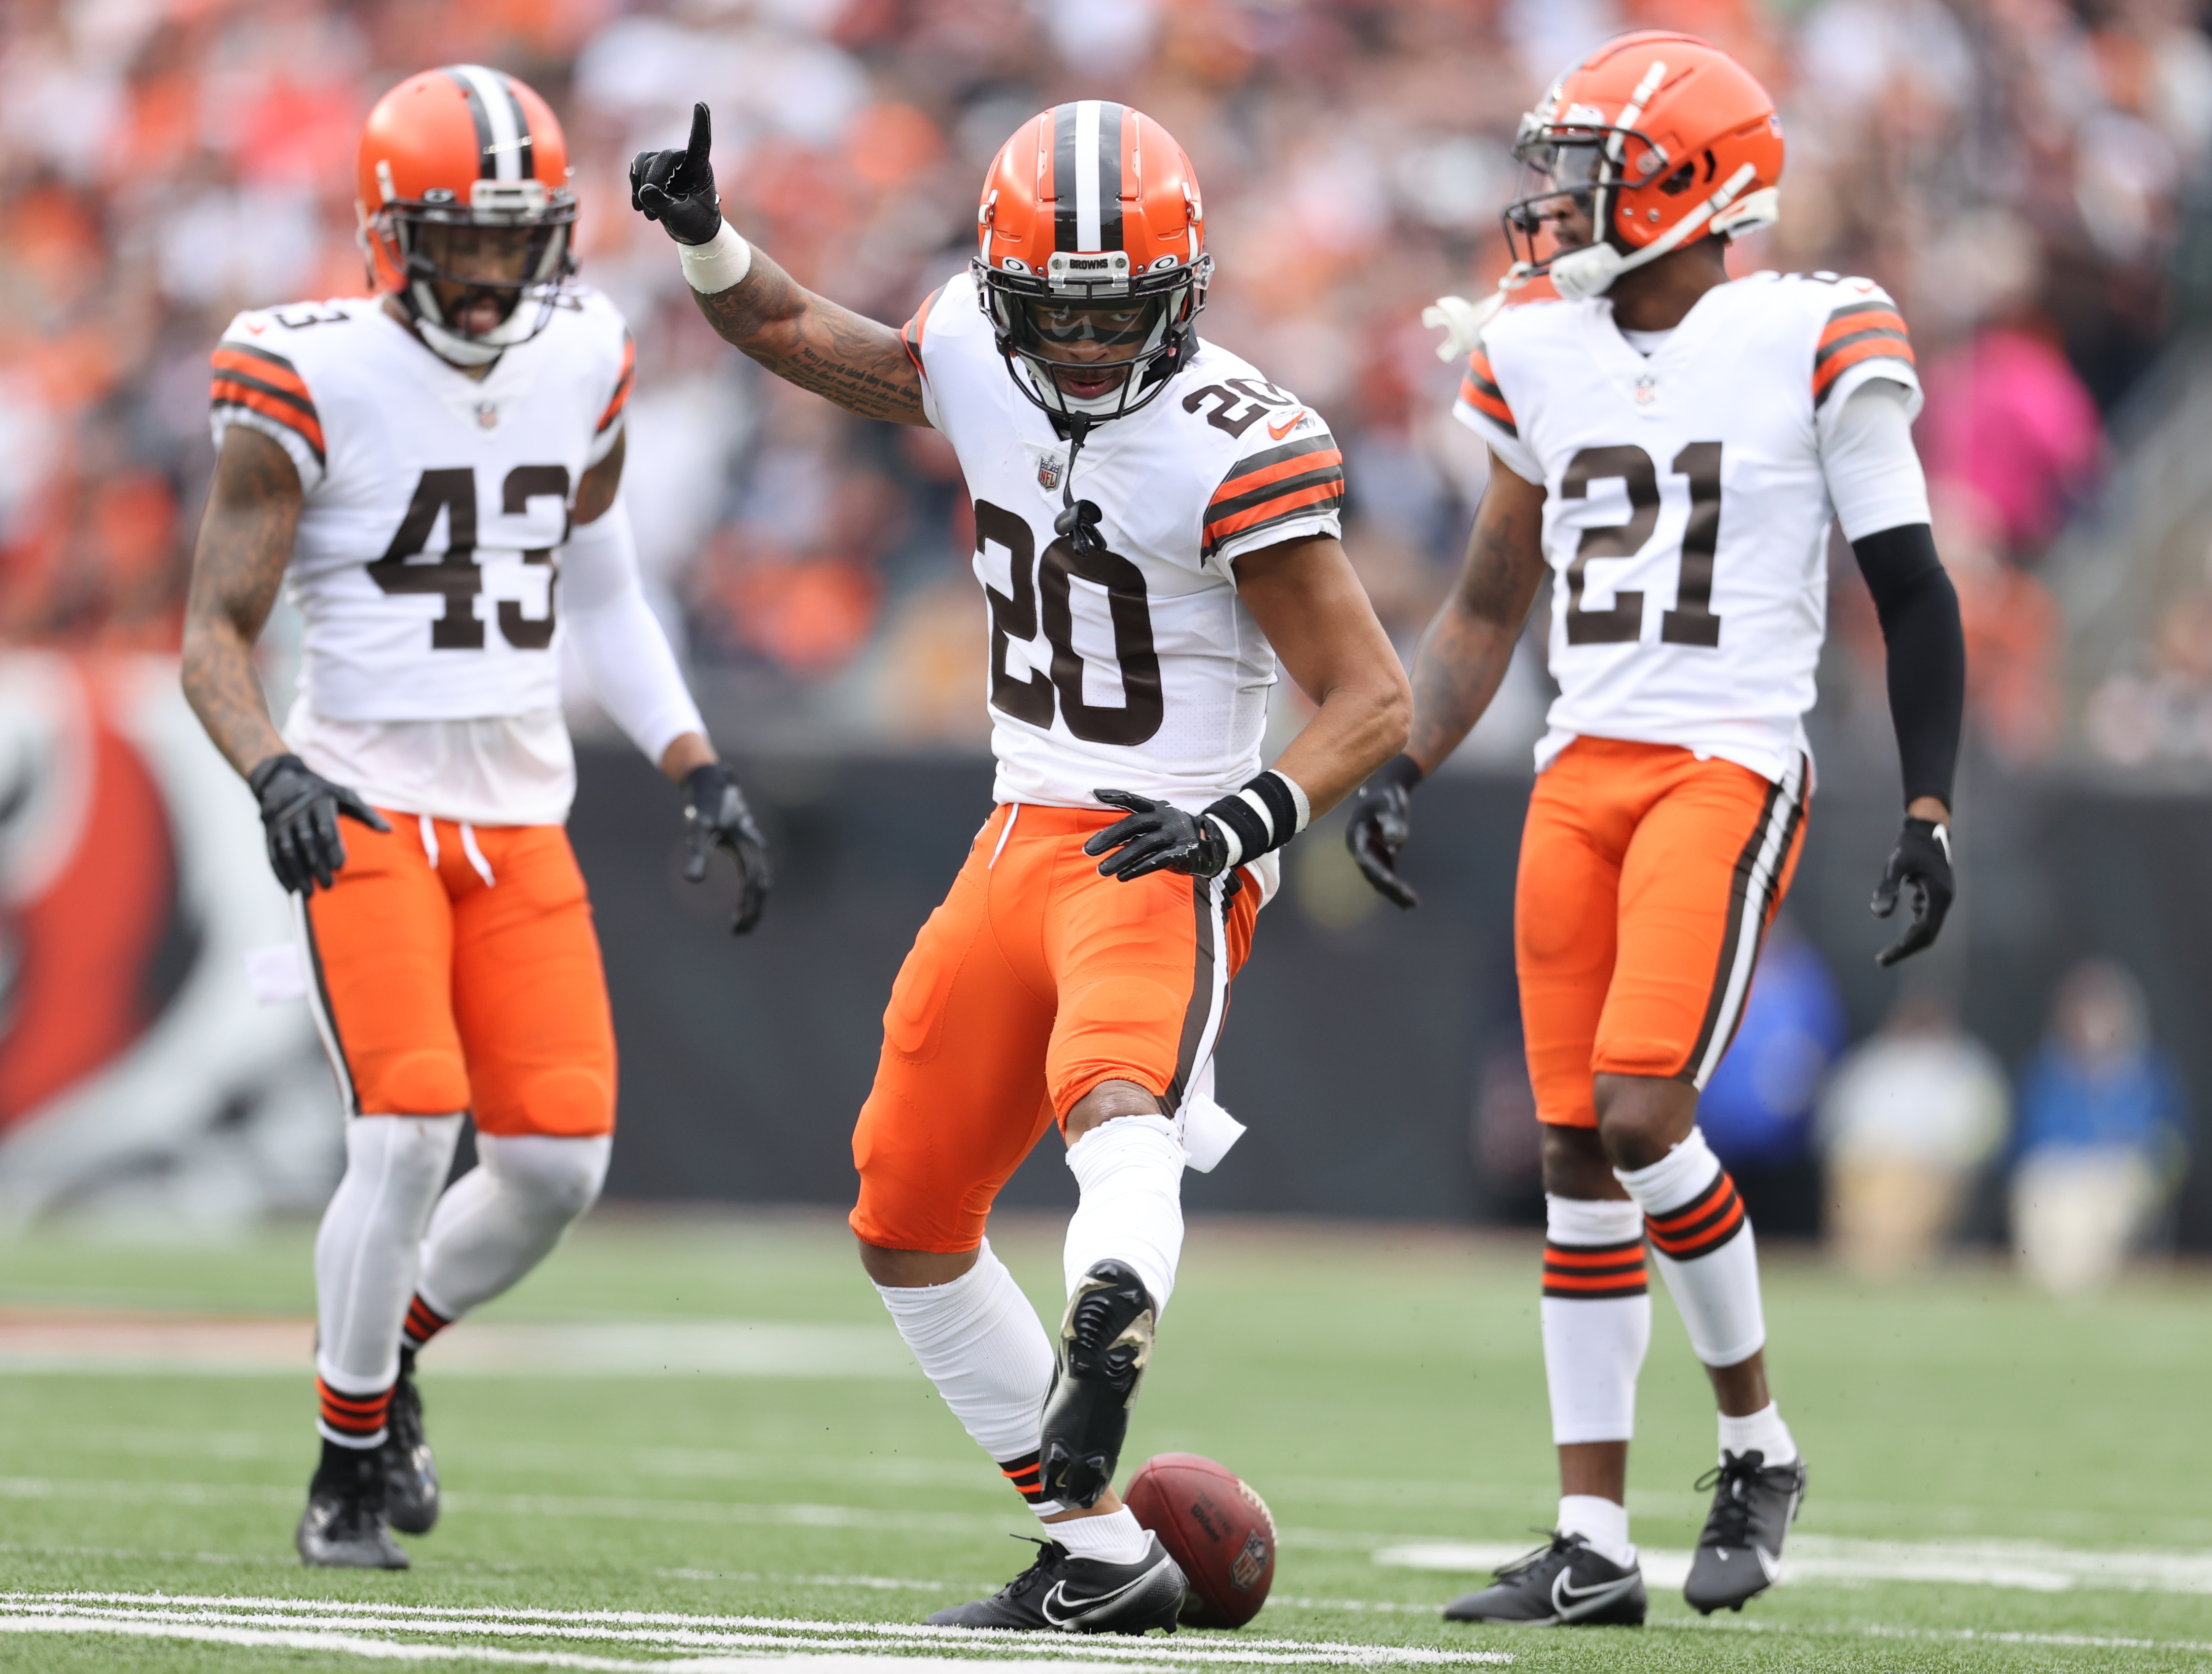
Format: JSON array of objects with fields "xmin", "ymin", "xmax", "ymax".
[
  {"xmin": 0, "ymin": 1593, "xmax": 1510, "ymax": 1667},
  {"xmin": 1375, "ymin": 1535, "xmax": 2212, "ymax": 1596}
]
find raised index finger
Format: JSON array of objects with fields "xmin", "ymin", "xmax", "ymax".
[{"xmin": 686, "ymin": 102, "xmax": 712, "ymax": 170}]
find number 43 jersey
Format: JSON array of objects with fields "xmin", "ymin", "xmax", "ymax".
[
  {"xmin": 906, "ymin": 271, "xmax": 1345, "ymax": 818},
  {"xmin": 1454, "ymin": 271, "xmax": 1922, "ymax": 784},
  {"xmin": 210, "ymin": 289, "xmax": 632, "ymax": 726}
]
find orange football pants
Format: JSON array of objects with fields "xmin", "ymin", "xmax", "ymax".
[
  {"xmin": 850, "ymin": 803, "xmax": 1259, "ymax": 1254},
  {"xmin": 299, "ymin": 811, "xmax": 616, "ymax": 1137},
  {"xmin": 1516, "ymin": 737, "xmax": 1808, "ymax": 1130}
]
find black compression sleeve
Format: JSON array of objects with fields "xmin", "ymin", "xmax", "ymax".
[{"xmin": 1849, "ymin": 522, "xmax": 1964, "ymax": 810}]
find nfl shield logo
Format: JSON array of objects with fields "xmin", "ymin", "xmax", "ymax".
[
  {"xmin": 475, "ymin": 400, "xmax": 500, "ymax": 430},
  {"xmin": 1037, "ymin": 455, "xmax": 1063, "ymax": 492},
  {"xmin": 1633, "ymin": 373, "xmax": 1658, "ymax": 406}
]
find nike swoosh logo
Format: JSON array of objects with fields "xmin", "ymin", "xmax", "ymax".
[
  {"xmin": 1266, "ymin": 409, "xmax": 1306, "ymax": 440},
  {"xmin": 1550, "ymin": 1569, "xmax": 1637, "ymax": 1618},
  {"xmin": 245, "ymin": 323, "xmax": 266, "ymax": 334},
  {"xmin": 1041, "ymin": 1566, "xmax": 1157, "ymax": 1628}
]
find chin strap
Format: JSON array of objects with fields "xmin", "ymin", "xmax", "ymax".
[
  {"xmin": 1052, "ymin": 415, "xmax": 1108, "ymax": 558},
  {"xmin": 1549, "ymin": 161, "xmax": 1765, "ymax": 301}
]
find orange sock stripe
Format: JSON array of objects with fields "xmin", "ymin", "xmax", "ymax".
[
  {"xmin": 1542, "ymin": 1271, "xmax": 1649, "ymax": 1297},
  {"xmin": 317, "ymin": 1377, "xmax": 392, "ymax": 1434},
  {"xmin": 1646, "ymin": 1178, "xmax": 1747, "ymax": 1258},
  {"xmin": 1645, "ymin": 1172, "xmax": 1734, "ymax": 1236},
  {"xmin": 404, "ymin": 1295, "xmax": 451, "ymax": 1344},
  {"xmin": 1541, "ymin": 1239, "xmax": 1646, "ymax": 1267}
]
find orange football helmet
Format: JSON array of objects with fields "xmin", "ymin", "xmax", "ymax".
[
  {"xmin": 1505, "ymin": 31, "xmax": 1782, "ymax": 300},
  {"xmin": 357, "ymin": 65, "xmax": 577, "ymax": 365},
  {"xmin": 973, "ymin": 101, "xmax": 1210, "ymax": 424}
]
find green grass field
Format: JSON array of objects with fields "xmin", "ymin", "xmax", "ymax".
[{"xmin": 2, "ymin": 1212, "xmax": 2207, "ymax": 1671}]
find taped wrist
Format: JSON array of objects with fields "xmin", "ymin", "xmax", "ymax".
[
  {"xmin": 1199, "ymin": 770, "xmax": 1311, "ymax": 870},
  {"xmin": 678, "ymin": 219, "xmax": 753, "ymax": 294}
]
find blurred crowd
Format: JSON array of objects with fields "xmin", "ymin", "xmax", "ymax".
[
  {"xmin": 1473, "ymin": 926, "xmax": 2194, "ymax": 1291},
  {"xmin": 4, "ymin": 0, "xmax": 2210, "ymax": 755}
]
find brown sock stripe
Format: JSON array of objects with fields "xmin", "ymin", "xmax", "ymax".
[
  {"xmin": 317, "ymin": 1376, "xmax": 393, "ymax": 1438},
  {"xmin": 1645, "ymin": 1169, "xmax": 1747, "ymax": 1259},
  {"xmin": 1542, "ymin": 1237, "xmax": 1648, "ymax": 1299},
  {"xmin": 404, "ymin": 1294, "xmax": 452, "ymax": 1348}
]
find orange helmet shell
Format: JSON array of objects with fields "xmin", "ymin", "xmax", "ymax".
[
  {"xmin": 357, "ymin": 65, "xmax": 574, "ymax": 296},
  {"xmin": 977, "ymin": 102, "xmax": 1205, "ymax": 295},
  {"xmin": 1520, "ymin": 31, "xmax": 1782, "ymax": 259}
]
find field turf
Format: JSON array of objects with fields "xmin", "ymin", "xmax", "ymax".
[{"xmin": 1, "ymin": 1212, "xmax": 2206, "ymax": 1671}]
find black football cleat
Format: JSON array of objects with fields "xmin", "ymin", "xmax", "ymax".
[
  {"xmin": 1683, "ymin": 1449, "xmax": 1806, "ymax": 1614},
  {"xmin": 926, "ymin": 1535, "xmax": 1184, "ymax": 1634},
  {"xmin": 296, "ymin": 1441, "xmax": 408, "ymax": 1569},
  {"xmin": 1441, "ymin": 1532, "xmax": 1646, "ymax": 1627},
  {"xmin": 1039, "ymin": 1261, "xmax": 1156, "ymax": 1509},
  {"xmin": 383, "ymin": 1349, "xmax": 439, "ymax": 1536}
]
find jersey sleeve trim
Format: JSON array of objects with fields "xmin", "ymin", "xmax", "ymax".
[
  {"xmin": 902, "ymin": 284, "xmax": 945, "ymax": 381},
  {"xmin": 595, "ymin": 329, "xmax": 635, "ymax": 436},
  {"xmin": 1458, "ymin": 349, "xmax": 1517, "ymax": 436},
  {"xmin": 1814, "ymin": 300, "xmax": 1915, "ymax": 409},
  {"xmin": 1202, "ymin": 434, "xmax": 1344, "ymax": 559},
  {"xmin": 211, "ymin": 342, "xmax": 326, "ymax": 466}
]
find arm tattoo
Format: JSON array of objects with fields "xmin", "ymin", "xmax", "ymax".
[
  {"xmin": 692, "ymin": 247, "xmax": 928, "ymax": 426},
  {"xmin": 1406, "ymin": 497, "xmax": 1547, "ymax": 770},
  {"xmin": 181, "ymin": 426, "xmax": 301, "ymax": 777}
]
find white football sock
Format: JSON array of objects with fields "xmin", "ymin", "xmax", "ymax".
[
  {"xmin": 1615, "ymin": 1129, "xmax": 1767, "ymax": 1368},
  {"xmin": 873, "ymin": 1240, "xmax": 1060, "ymax": 1510},
  {"xmin": 1718, "ymin": 1400, "xmax": 1798, "ymax": 1466},
  {"xmin": 1541, "ymin": 1195, "xmax": 1651, "ymax": 1444},
  {"xmin": 414, "ymin": 1133, "xmax": 611, "ymax": 1323},
  {"xmin": 1062, "ymin": 1113, "xmax": 1183, "ymax": 1316},
  {"xmin": 1049, "ymin": 1505, "xmax": 1152, "ymax": 1563},
  {"xmin": 1557, "ymin": 1493, "xmax": 1636, "ymax": 1568},
  {"xmin": 314, "ymin": 1114, "xmax": 463, "ymax": 1441}
]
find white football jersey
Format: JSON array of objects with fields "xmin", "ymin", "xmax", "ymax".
[
  {"xmin": 908, "ymin": 271, "xmax": 1345, "ymax": 823},
  {"xmin": 210, "ymin": 289, "xmax": 633, "ymax": 726},
  {"xmin": 1453, "ymin": 271, "xmax": 1921, "ymax": 784}
]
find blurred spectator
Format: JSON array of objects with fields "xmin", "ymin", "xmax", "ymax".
[
  {"xmin": 1698, "ymin": 915, "xmax": 1848, "ymax": 1174},
  {"xmin": 2084, "ymin": 584, "xmax": 2212, "ymax": 768},
  {"xmin": 2010, "ymin": 959, "xmax": 2190, "ymax": 1295},
  {"xmin": 1818, "ymin": 993, "xmax": 2010, "ymax": 1279},
  {"xmin": 2, "ymin": 0, "xmax": 2197, "ymax": 765}
]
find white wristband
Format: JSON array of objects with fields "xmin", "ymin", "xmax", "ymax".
[{"xmin": 678, "ymin": 220, "xmax": 752, "ymax": 295}]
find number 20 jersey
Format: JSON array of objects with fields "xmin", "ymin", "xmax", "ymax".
[
  {"xmin": 907, "ymin": 271, "xmax": 1346, "ymax": 818},
  {"xmin": 209, "ymin": 289, "xmax": 633, "ymax": 724},
  {"xmin": 1453, "ymin": 271, "xmax": 1921, "ymax": 785}
]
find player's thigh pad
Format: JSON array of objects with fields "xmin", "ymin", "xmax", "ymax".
[
  {"xmin": 851, "ymin": 811, "xmax": 1060, "ymax": 1253},
  {"xmin": 1599, "ymin": 751, "xmax": 1808, "ymax": 1087},
  {"xmin": 447, "ymin": 825, "xmax": 617, "ymax": 1138},
  {"xmin": 1043, "ymin": 833, "xmax": 1258, "ymax": 1120},
  {"xmin": 1514, "ymin": 745, "xmax": 1635, "ymax": 1131},
  {"xmin": 300, "ymin": 812, "xmax": 468, "ymax": 1116}
]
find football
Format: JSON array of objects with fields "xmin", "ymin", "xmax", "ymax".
[{"xmin": 1122, "ymin": 1452, "xmax": 1277, "ymax": 1628}]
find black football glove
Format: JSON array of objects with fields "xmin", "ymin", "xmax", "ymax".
[
  {"xmin": 1084, "ymin": 790, "xmax": 1229, "ymax": 882},
  {"xmin": 246, "ymin": 754, "xmax": 389, "ymax": 896},
  {"xmin": 1871, "ymin": 815, "xmax": 1953, "ymax": 966},
  {"xmin": 630, "ymin": 102, "xmax": 725, "ymax": 246},
  {"xmin": 1345, "ymin": 753, "xmax": 1423, "ymax": 910},
  {"xmin": 682, "ymin": 762, "xmax": 772, "ymax": 935}
]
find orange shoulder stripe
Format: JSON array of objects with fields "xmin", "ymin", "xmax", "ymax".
[
  {"xmin": 1203, "ymin": 477, "xmax": 1345, "ymax": 546},
  {"xmin": 1209, "ymin": 441, "xmax": 1343, "ymax": 509},
  {"xmin": 902, "ymin": 284, "xmax": 943, "ymax": 380},
  {"xmin": 596, "ymin": 331, "xmax": 636, "ymax": 434},
  {"xmin": 211, "ymin": 380, "xmax": 327, "ymax": 463}
]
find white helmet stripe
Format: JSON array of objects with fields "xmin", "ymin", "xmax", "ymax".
[
  {"xmin": 452, "ymin": 63, "xmax": 525, "ymax": 183},
  {"xmin": 1074, "ymin": 99, "xmax": 1103, "ymax": 251}
]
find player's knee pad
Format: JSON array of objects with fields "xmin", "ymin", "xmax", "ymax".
[
  {"xmin": 360, "ymin": 1050, "xmax": 472, "ymax": 1119},
  {"xmin": 478, "ymin": 1132, "xmax": 611, "ymax": 1225},
  {"xmin": 497, "ymin": 1066, "xmax": 614, "ymax": 1138}
]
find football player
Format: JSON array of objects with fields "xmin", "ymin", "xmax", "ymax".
[
  {"xmin": 632, "ymin": 103, "xmax": 1409, "ymax": 1632},
  {"xmin": 1346, "ymin": 35, "xmax": 1964, "ymax": 1623},
  {"xmin": 181, "ymin": 67, "xmax": 769, "ymax": 1569}
]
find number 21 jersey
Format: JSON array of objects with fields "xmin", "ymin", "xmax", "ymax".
[
  {"xmin": 906, "ymin": 271, "xmax": 1346, "ymax": 818},
  {"xmin": 1453, "ymin": 271, "xmax": 1920, "ymax": 785}
]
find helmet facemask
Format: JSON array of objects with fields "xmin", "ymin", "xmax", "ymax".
[
  {"xmin": 366, "ymin": 179, "xmax": 577, "ymax": 367},
  {"xmin": 975, "ymin": 251, "xmax": 1211, "ymax": 423}
]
